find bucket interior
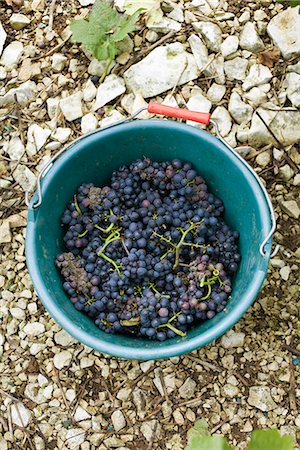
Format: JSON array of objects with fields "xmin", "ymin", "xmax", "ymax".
[{"xmin": 26, "ymin": 120, "xmax": 271, "ymax": 359}]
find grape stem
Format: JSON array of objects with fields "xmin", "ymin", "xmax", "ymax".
[
  {"xmin": 148, "ymin": 282, "xmax": 170, "ymax": 299},
  {"xmin": 78, "ymin": 229, "xmax": 89, "ymax": 238},
  {"xmin": 97, "ymin": 228, "xmax": 122, "ymax": 276},
  {"xmin": 74, "ymin": 195, "xmax": 82, "ymax": 215},
  {"xmin": 157, "ymin": 312, "xmax": 186, "ymax": 337}
]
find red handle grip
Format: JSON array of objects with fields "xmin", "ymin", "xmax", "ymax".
[{"xmin": 148, "ymin": 101, "xmax": 211, "ymax": 125}]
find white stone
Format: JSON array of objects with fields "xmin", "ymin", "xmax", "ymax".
[
  {"xmin": 147, "ymin": 17, "xmax": 181, "ymax": 33},
  {"xmin": 293, "ymin": 174, "xmax": 300, "ymax": 186},
  {"xmin": 192, "ymin": 21, "xmax": 222, "ymax": 52},
  {"xmin": 57, "ymin": 74, "xmax": 70, "ymax": 87},
  {"xmin": 242, "ymin": 64, "xmax": 272, "ymax": 91},
  {"xmin": 188, "ymin": 34, "xmax": 210, "ymax": 73},
  {"xmin": 280, "ymin": 200, "xmax": 300, "ymax": 219},
  {"xmin": 81, "ymin": 113, "xmax": 98, "ymax": 134},
  {"xmin": 0, "ymin": 221, "xmax": 11, "ymax": 244},
  {"xmin": 211, "ymin": 55, "xmax": 225, "ymax": 85},
  {"xmin": 221, "ymin": 35, "xmax": 239, "ymax": 58},
  {"xmin": 279, "ymin": 266, "xmax": 291, "ymax": 281},
  {"xmin": 51, "ymin": 127, "xmax": 71, "ymax": 143},
  {"xmin": 284, "ymin": 72, "xmax": 300, "ymax": 108},
  {"xmin": 244, "ymin": 86, "xmax": 268, "ymax": 106},
  {"xmin": 168, "ymin": 6, "xmax": 184, "ymax": 23},
  {"xmin": 30, "ymin": 343, "xmax": 45, "ymax": 355},
  {"xmin": 140, "ymin": 420, "xmax": 161, "ymax": 441},
  {"xmin": 80, "ymin": 357, "xmax": 94, "ymax": 369},
  {"xmin": 13, "ymin": 165, "xmax": 36, "ymax": 192},
  {"xmin": 10, "ymin": 307, "xmax": 25, "ymax": 319},
  {"xmin": 46, "ymin": 97, "xmax": 60, "ymax": 119},
  {"xmin": 0, "ymin": 66, "xmax": 6, "ymax": 79},
  {"xmin": 145, "ymin": 30, "xmax": 158, "ymax": 43},
  {"xmin": 0, "ymin": 41, "xmax": 23, "ymax": 68},
  {"xmin": 267, "ymin": 7, "xmax": 300, "ymax": 60},
  {"xmin": 279, "ymin": 164, "xmax": 294, "ymax": 181},
  {"xmin": 6, "ymin": 136, "xmax": 25, "ymax": 160},
  {"xmin": 23, "ymin": 322, "xmax": 45, "ymax": 336},
  {"xmin": 51, "ymin": 53, "xmax": 67, "ymax": 73},
  {"xmin": 240, "ymin": 22, "xmax": 264, "ymax": 53},
  {"xmin": 248, "ymin": 386, "xmax": 277, "ymax": 412},
  {"xmin": 60, "ymin": 92, "xmax": 83, "ymax": 121},
  {"xmin": 94, "ymin": 74, "xmax": 125, "ymax": 110},
  {"xmin": 186, "ymin": 90, "xmax": 211, "ymax": 127},
  {"xmin": 74, "ymin": 406, "xmax": 91, "ymax": 422},
  {"xmin": 228, "ymin": 92, "xmax": 253, "ymax": 125},
  {"xmin": 53, "ymin": 350, "xmax": 72, "ymax": 369},
  {"xmin": 11, "ymin": 403, "xmax": 31, "ymax": 427},
  {"xmin": 247, "ymin": 107, "xmax": 300, "ymax": 146},
  {"xmin": 88, "ymin": 58, "xmax": 114, "ymax": 76},
  {"xmin": 211, "ymin": 106, "xmax": 232, "ymax": 137},
  {"xmin": 124, "ymin": 43, "xmax": 199, "ymax": 98},
  {"xmin": 207, "ymin": 83, "xmax": 226, "ymax": 103},
  {"xmin": 222, "ymin": 384, "xmax": 239, "ymax": 399},
  {"xmin": 224, "ymin": 57, "xmax": 248, "ymax": 81},
  {"xmin": 26, "ymin": 124, "xmax": 51, "ymax": 156},
  {"xmin": 178, "ymin": 377, "xmax": 196, "ymax": 399},
  {"xmin": 54, "ymin": 329, "xmax": 75, "ymax": 346},
  {"xmin": 100, "ymin": 110, "xmax": 125, "ymax": 128},
  {"xmin": 83, "ymin": 79, "xmax": 97, "ymax": 102},
  {"xmin": 78, "ymin": 0, "xmax": 95, "ymax": 5},
  {"xmin": 256, "ymin": 151, "xmax": 270, "ymax": 168},
  {"xmin": 0, "ymin": 21, "xmax": 6, "ymax": 57},
  {"xmin": 287, "ymin": 60, "xmax": 300, "ymax": 75},
  {"xmin": 221, "ymin": 332, "xmax": 245, "ymax": 348},
  {"xmin": 111, "ymin": 410, "xmax": 126, "ymax": 432},
  {"xmin": 0, "ymin": 80, "xmax": 37, "ymax": 107},
  {"xmin": 66, "ymin": 428, "xmax": 85, "ymax": 449},
  {"xmin": 10, "ymin": 14, "xmax": 30, "ymax": 30}
]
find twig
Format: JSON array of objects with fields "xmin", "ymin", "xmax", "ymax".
[
  {"xmin": 211, "ymin": 419, "xmax": 228, "ymax": 434},
  {"xmin": 288, "ymin": 356, "xmax": 297, "ymax": 412},
  {"xmin": 142, "ymin": 405, "xmax": 163, "ymax": 421},
  {"xmin": 147, "ymin": 420, "xmax": 158, "ymax": 450},
  {"xmin": 48, "ymin": 0, "xmax": 56, "ymax": 31},
  {"xmin": 32, "ymin": 36, "xmax": 71, "ymax": 61},
  {"xmin": 186, "ymin": 354, "xmax": 222, "ymax": 372},
  {"xmin": 7, "ymin": 405, "xmax": 15, "ymax": 446},
  {"xmin": 176, "ymin": 395, "xmax": 203, "ymax": 408},
  {"xmin": 53, "ymin": 368, "xmax": 75, "ymax": 423},
  {"xmin": 235, "ymin": 372, "xmax": 249, "ymax": 388},
  {"xmin": 282, "ymin": 344, "xmax": 300, "ymax": 357},
  {"xmin": 158, "ymin": 369, "xmax": 170, "ymax": 403},
  {"xmin": 117, "ymin": 31, "xmax": 176, "ymax": 75}
]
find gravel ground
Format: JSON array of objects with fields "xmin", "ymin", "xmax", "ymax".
[{"xmin": 0, "ymin": 0, "xmax": 299, "ymax": 449}]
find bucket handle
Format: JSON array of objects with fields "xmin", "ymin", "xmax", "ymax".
[{"xmin": 25, "ymin": 102, "xmax": 279, "ymax": 258}]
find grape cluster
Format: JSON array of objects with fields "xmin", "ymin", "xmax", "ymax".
[{"xmin": 56, "ymin": 158, "xmax": 241, "ymax": 341}]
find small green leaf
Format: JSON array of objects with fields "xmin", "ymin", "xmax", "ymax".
[
  {"xmin": 120, "ymin": 317, "xmax": 141, "ymax": 326},
  {"xmin": 124, "ymin": 0, "xmax": 160, "ymax": 15},
  {"xmin": 186, "ymin": 435, "xmax": 234, "ymax": 450},
  {"xmin": 248, "ymin": 429, "xmax": 295, "ymax": 450}
]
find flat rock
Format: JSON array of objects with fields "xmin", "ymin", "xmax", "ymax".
[
  {"xmin": 147, "ymin": 17, "xmax": 181, "ymax": 33},
  {"xmin": 13, "ymin": 164, "xmax": 36, "ymax": 192},
  {"xmin": 224, "ymin": 57, "xmax": 248, "ymax": 81},
  {"xmin": 244, "ymin": 86, "xmax": 268, "ymax": 107},
  {"xmin": 211, "ymin": 55, "xmax": 225, "ymax": 85},
  {"xmin": 221, "ymin": 35, "xmax": 239, "ymax": 58},
  {"xmin": 239, "ymin": 22, "xmax": 264, "ymax": 53},
  {"xmin": 11, "ymin": 402, "xmax": 31, "ymax": 427},
  {"xmin": 53, "ymin": 350, "xmax": 72, "ymax": 369},
  {"xmin": 248, "ymin": 386, "xmax": 277, "ymax": 412},
  {"xmin": 66, "ymin": 428, "xmax": 85, "ymax": 449},
  {"xmin": 256, "ymin": 150, "xmax": 271, "ymax": 167},
  {"xmin": 6, "ymin": 135, "xmax": 25, "ymax": 160},
  {"xmin": 207, "ymin": 83, "xmax": 226, "ymax": 103},
  {"xmin": 140, "ymin": 420, "xmax": 161, "ymax": 441},
  {"xmin": 100, "ymin": 110, "xmax": 125, "ymax": 128},
  {"xmin": 242, "ymin": 64, "xmax": 272, "ymax": 91},
  {"xmin": 188, "ymin": 34, "xmax": 210, "ymax": 73},
  {"xmin": 280, "ymin": 200, "xmax": 300, "ymax": 219},
  {"xmin": 60, "ymin": 92, "xmax": 83, "ymax": 121},
  {"xmin": 211, "ymin": 106, "xmax": 232, "ymax": 136},
  {"xmin": 124, "ymin": 43, "xmax": 199, "ymax": 98},
  {"xmin": 51, "ymin": 53, "xmax": 68, "ymax": 73},
  {"xmin": 10, "ymin": 14, "xmax": 30, "ymax": 30},
  {"xmin": 0, "ymin": 41, "xmax": 23, "ymax": 68},
  {"xmin": 279, "ymin": 266, "xmax": 291, "ymax": 281},
  {"xmin": 192, "ymin": 21, "xmax": 222, "ymax": 52},
  {"xmin": 88, "ymin": 58, "xmax": 114, "ymax": 76},
  {"xmin": 81, "ymin": 113, "xmax": 98, "ymax": 134},
  {"xmin": 221, "ymin": 332, "xmax": 245, "ymax": 348},
  {"xmin": 111, "ymin": 410, "xmax": 126, "ymax": 432},
  {"xmin": 247, "ymin": 107, "xmax": 300, "ymax": 146},
  {"xmin": 23, "ymin": 322, "xmax": 45, "ymax": 336},
  {"xmin": 47, "ymin": 97, "xmax": 60, "ymax": 119},
  {"xmin": 279, "ymin": 164, "xmax": 294, "ymax": 181},
  {"xmin": 229, "ymin": 91, "xmax": 253, "ymax": 125},
  {"xmin": 222, "ymin": 384, "xmax": 239, "ymax": 399},
  {"xmin": 267, "ymin": 7, "xmax": 300, "ymax": 59},
  {"xmin": 54, "ymin": 329, "xmax": 75, "ymax": 346},
  {"xmin": 26, "ymin": 124, "xmax": 51, "ymax": 156},
  {"xmin": 0, "ymin": 21, "xmax": 6, "ymax": 57},
  {"xmin": 83, "ymin": 79, "xmax": 97, "ymax": 102},
  {"xmin": 178, "ymin": 377, "xmax": 196, "ymax": 399},
  {"xmin": 0, "ymin": 80, "xmax": 37, "ymax": 107},
  {"xmin": 0, "ymin": 221, "xmax": 11, "ymax": 244},
  {"xmin": 284, "ymin": 72, "xmax": 300, "ymax": 107},
  {"xmin": 74, "ymin": 406, "xmax": 91, "ymax": 422},
  {"xmin": 94, "ymin": 74, "xmax": 125, "ymax": 110},
  {"xmin": 78, "ymin": 0, "xmax": 95, "ymax": 5},
  {"xmin": 51, "ymin": 127, "xmax": 71, "ymax": 143}
]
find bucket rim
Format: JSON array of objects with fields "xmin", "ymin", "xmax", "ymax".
[{"xmin": 26, "ymin": 119, "xmax": 271, "ymax": 360}]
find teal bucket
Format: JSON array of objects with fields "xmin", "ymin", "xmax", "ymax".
[{"xmin": 26, "ymin": 117, "xmax": 273, "ymax": 360}]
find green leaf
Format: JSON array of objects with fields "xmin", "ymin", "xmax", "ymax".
[
  {"xmin": 248, "ymin": 429, "xmax": 295, "ymax": 450},
  {"xmin": 70, "ymin": 0, "xmax": 140, "ymax": 62},
  {"xmin": 186, "ymin": 435, "xmax": 234, "ymax": 450},
  {"xmin": 120, "ymin": 317, "xmax": 141, "ymax": 326},
  {"xmin": 124, "ymin": 0, "xmax": 160, "ymax": 15}
]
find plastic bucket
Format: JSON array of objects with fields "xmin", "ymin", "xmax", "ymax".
[{"xmin": 25, "ymin": 105, "xmax": 274, "ymax": 360}]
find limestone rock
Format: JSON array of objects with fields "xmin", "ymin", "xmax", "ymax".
[
  {"xmin": 242, "ymin": 64, "xmax": 272, "ymax": 91},
  {"xmin": 192, "ymin": 21, "xmax": 222, "ymax": 52},
  {"xmin": 13, "ymin": 165, "xmax": 36, "ymax": 192},
  {"xmin": 94, "ymin": 74, "xmax": 125, "ymax": 110},
  {"xmin": 248, "ymin": 386, "xmax": 277, "ymax": 412},
  {"xmin": 60, "ymin": 92, "xmax": 83, "ymax": 121},
  {"xmin": 0, "ymin": 21, "xmax": 7, "ymax": 57},
  {"xmin": 224, "ymin": 57, "xmax": 248, "ymax": 81},
  {"xmin": 267, "ymin": 7, "xmax": 300, "ymax": 59},
  {"xmin": 211, "ymin": 106, "xmax": 232, "ymax": 137},
  {"xmin": 221, "ymin": 35, "xmax": 239, "ymax": 58},
  {"xmin": 10, "ymin": 14, "xmax": 30, "ymax": 31},
  {"xmin": 0, "ymin": 41, "xmax": 23, "ymax": 68},
  {"xmin": 229, "ymin": 91, "xmax": 253, "ymax": 125},
  {"xmin": 240, "ymin": 22, "xmax": 264, "ymax": 53}
]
